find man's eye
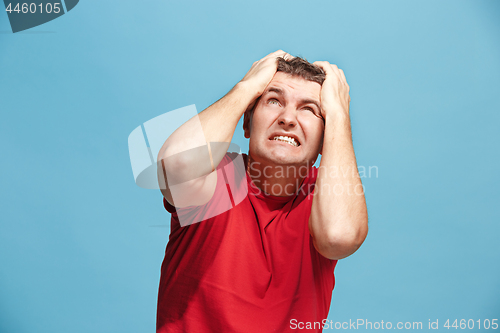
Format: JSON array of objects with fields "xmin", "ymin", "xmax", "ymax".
[
  {"xmin": 268, "ymin": 99, "xmax": 280, "ymax": 106},
  {"xmin": 304, "ymin": 107, "xmax": 323, "ymax": 120},
  {"xmin": 303, "ymin": 107, "xmax": 317, "ymax": 114}
]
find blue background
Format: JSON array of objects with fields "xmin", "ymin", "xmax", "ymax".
[{"xmin": 1, "ymin": 0, "xmax": 499, "ymax": 332}]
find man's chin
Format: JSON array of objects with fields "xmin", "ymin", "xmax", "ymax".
[
  {"xmin": 249, "ymin": 146, "xmax": 317, "ymax": 167},
  {"xmin": 261, "ymin": 153, "xmax": 313, "ymax": 168}
]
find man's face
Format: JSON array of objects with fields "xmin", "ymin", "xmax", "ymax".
[{"xmin": 244, "ymin": 72, "xmax": 324, "ymax": 168}]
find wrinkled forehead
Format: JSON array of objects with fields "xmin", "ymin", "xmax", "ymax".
[{"xmin": 264, "ymin": 72, "xmax": 322, "ymax": 101}]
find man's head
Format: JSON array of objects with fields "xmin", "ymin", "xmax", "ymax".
[{"xmin": 243, "ymin": 56, "xmax": 326, "ymax": 168}]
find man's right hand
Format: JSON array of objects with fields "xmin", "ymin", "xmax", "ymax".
[
  {"xmin": 240, "ymin": 50, "xmax": 294, "ymax": 97},
  {"xmin": 157, "ymin": 51, "xmax": 293, "ymax": 209}
]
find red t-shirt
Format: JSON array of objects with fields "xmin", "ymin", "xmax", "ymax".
[{"xmin": 157, "ymin": 153, "xmax": 337, "ymax": 332}]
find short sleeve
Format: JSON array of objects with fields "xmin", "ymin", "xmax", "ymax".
[{"xmin": 161, "ymin": 152, "xmax": 247, "ymax": 227}]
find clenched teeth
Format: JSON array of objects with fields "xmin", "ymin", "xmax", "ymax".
[{"xmin": 272, "ymin": 136, "xmax": 299, "ymax": 147}]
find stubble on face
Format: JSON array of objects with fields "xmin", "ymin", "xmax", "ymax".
[
  {"xmin": 246, "ymin": 72, "xmax": 324, "ymax": 167},
  {"xmin": 244, "ymin": 72, "xmax": 325, "ymax": 194}
]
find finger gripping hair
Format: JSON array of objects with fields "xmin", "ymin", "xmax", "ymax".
[{"xmin": 276, "ymin": 57, "xmax": 326, "ymax": 85}]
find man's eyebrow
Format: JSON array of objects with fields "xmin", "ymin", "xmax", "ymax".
[
  {"xmin": 264, "ymin": 87, "xmax": 321, "ymax": 113},
  {"xmin": 264, "ymin": 87, "xmax": 284, "ymax": 96},
  {"xmin": 300, "ymin": 98, "xmax": 321, "ymax": 111}
]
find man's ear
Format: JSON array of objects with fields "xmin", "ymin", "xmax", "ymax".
[
  {"xmin": 243, "ymin": 109, "xmax": 252, "ymax": 139},
  {"xmin": 243, "ymin": 98, "xmax": 258, "ymax": 139}
]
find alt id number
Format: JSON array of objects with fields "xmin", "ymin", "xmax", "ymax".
[
  {"xmin": 5, "ymin": 3, "xmax": 61, "ymax": 14},
  {"xmin": 444, "ymin": 319, "xmax": 498, "ymax": 330}
]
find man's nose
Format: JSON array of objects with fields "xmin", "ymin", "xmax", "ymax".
[{"xmin": 277, "ymin": 106, "xmax": 297, "ymax": 128}]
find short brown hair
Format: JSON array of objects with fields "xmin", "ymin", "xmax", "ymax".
[{"xmin": 276, "ymin": 57, "xmax": 325, "ymax": 85}]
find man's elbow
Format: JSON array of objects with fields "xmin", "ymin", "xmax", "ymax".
[
  {"xmin": 311, "ymin": 220, "xmax": 368, "ymax": 260},
  {"xmin": 158, "ymin": 147, "xmax": 211, "ymax": 186}
]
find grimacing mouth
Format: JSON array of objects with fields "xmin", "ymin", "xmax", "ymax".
[{"xmin": 270, "ymin": 135, "xmax": 301, "ymax": 147}]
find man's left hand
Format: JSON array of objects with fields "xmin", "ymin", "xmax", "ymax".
[{"xmin": 313, "ymin": 61, "xmax": 351, "ymax": 121}]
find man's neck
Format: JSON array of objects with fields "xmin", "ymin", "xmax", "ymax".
[{"xmin": 245, "ymin": 154, "xmax": 311, "ymax": 197}]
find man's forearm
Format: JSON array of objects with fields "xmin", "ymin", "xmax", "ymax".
[
  {"xmin": 158, "ymin": 82, "xmax": 256, "ymax": 182},
  {"xmin": 309, "ymin": 115, "xmax": 368, "ymax": 260},
  {"xmin": 158, "ymin": 50, "xmax": 292, "ymax": 185}
]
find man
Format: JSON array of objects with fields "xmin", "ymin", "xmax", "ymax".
[{"xmin": 156, "ymin": 50, "xmax": 368, "ymax": 332}]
